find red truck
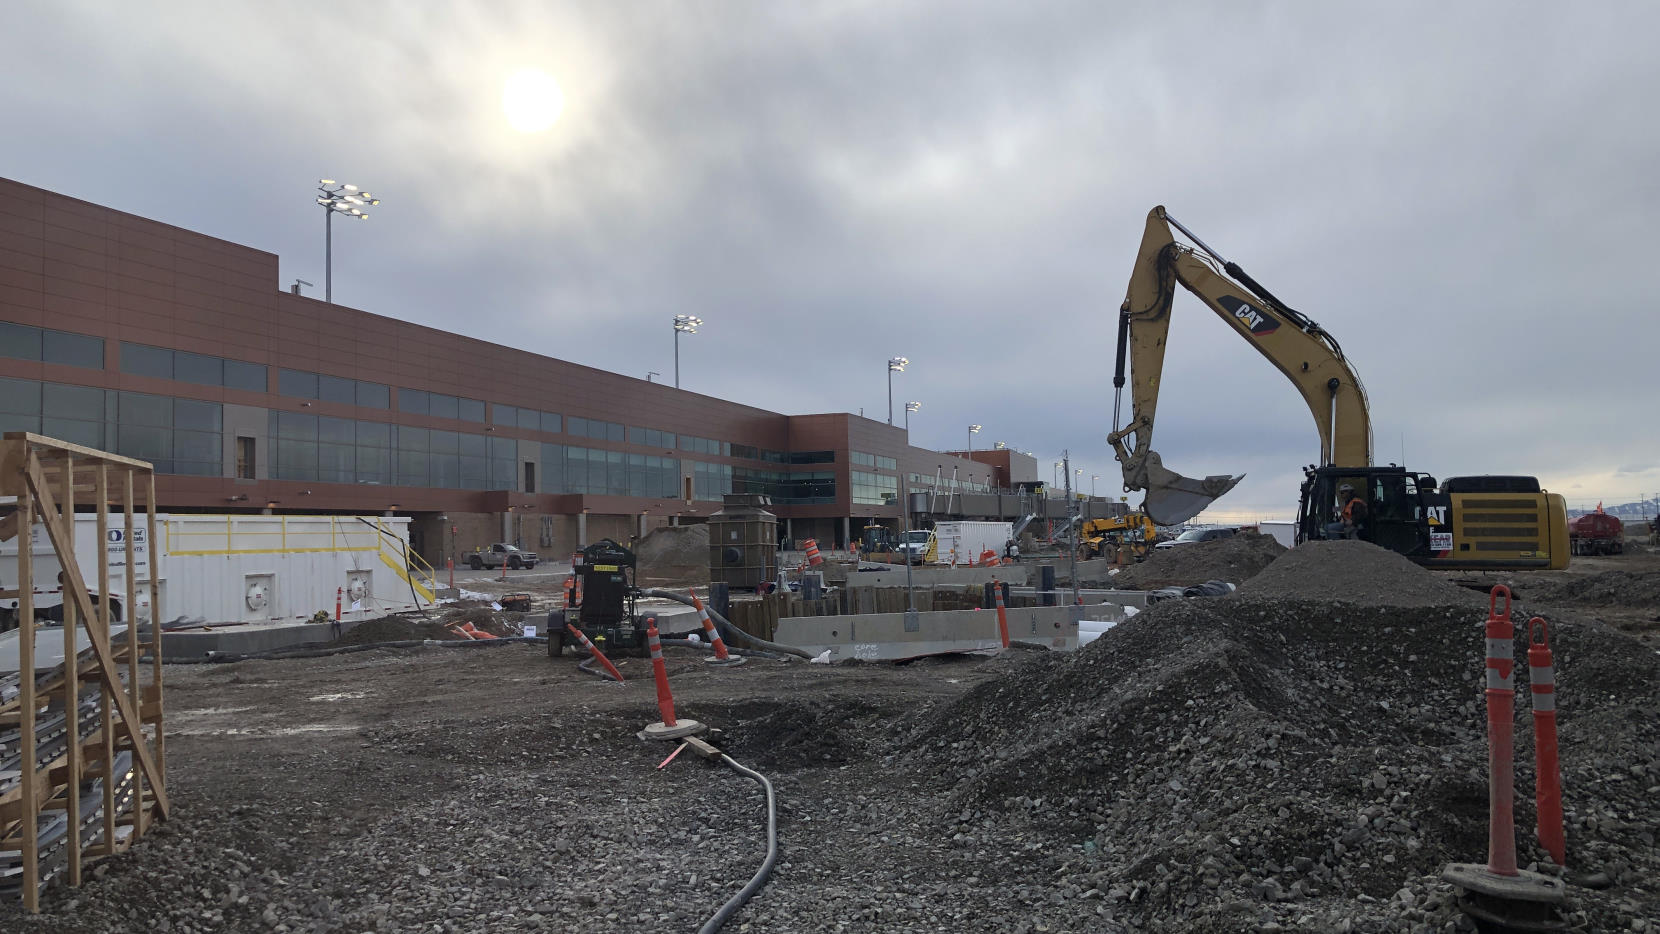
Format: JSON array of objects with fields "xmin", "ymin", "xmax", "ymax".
[{"xmin": 1568, "ymin": 513, "xmax": 1624, "ymax": 556}]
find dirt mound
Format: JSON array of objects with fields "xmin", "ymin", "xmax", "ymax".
[
  {"xmin": 703, "ymin": 695, "xmax": 879, "ymax": 771},
  {"xmin": 1236, "ymin": 539, "xmax": 1482, "ymax": 606},
  {"xmin": 1109, "ymin": 531, "xmax": 1286, "ymax": 589},
  {"xmin": 436, "ymin": 606, "xmax": 515, "ymax": 636},
  {"xmin": 333, "ymin": 615, "xmax": 459, "ymax": 645},
  {"xmin": 634, "ymin": 525, "xmax": 709, "ymax": 583},
  {"xmin": 910, "ymin": 597, "xmax": 1660, "ymax": 930},
  {"xmin": 1523, "ymin": 570, "xmax": 1660, "ymax": 608}
]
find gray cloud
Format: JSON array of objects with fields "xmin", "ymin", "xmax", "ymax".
[{"xmin": 4, "ymin": 0, "xmax": 1657, "ymax": 516}]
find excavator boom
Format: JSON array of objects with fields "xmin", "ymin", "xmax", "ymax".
[{"xmin": 1110, "ymin": 206, "xmax": 1372, "ymax": 524}]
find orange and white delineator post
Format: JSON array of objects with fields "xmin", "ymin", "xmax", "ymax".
[
  {"xmin": 1484, "ymin": 585, "xmax": 1520, "ymax": 876},
  {"xmin": 565, "ymin": 623, "xmax": 624, "ymax": 682},
  {"xmin": 1528, "ymin": 617, "xmax": 1565, "ymax": 867},
  {"xmin": 640, "ymin": 618, "xmax": 706, "ymax": 740},
  {"xmin": 992, "ymin": 579, "xmax": 1010, "ymax": 649},
  {"xmin": 689, "ymin": 590, "xmax": 744, "ymax": 666}
]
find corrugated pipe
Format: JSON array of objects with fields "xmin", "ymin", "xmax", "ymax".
[{"xmin": 636, "ymin": 589, "xmax": 811, "ymax": 660}]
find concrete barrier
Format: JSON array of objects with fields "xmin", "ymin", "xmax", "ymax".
[
  {"xmin": 774, "ymin": 604, "xmax": 1094, "ymax": 661},
  {"xmin": 843, "ymin": 565, "xmax": 1006, "ymax": 588}
]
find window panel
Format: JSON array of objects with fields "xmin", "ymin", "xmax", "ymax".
[
  {"xmin": 458, "ymin": 432, "xmax": 487, "ymax": 456},
  {"xmin": 428, "ymin": 429, "xmax": 459, "ymax": 454},
  {"xmin": 494, "ymin": 404, "xmax": 517, "ymax": 425},
  {"xmin": 459, "ymin": 455, "xmax": 488, "ymax": 490},
  {"xmin": 396, "ymin": 450, "xmax": 428, "ymax": 486},
  {"xmin": 567, "ymin": 416, "xmax": 587, "ymax": 437},
  {"xmin": 0, "ymin": 376, "xmax": 42, "ymax": 415},
  {"xmin": 173, "ymin": 399, "xmax": 222, "ymax": 432},
  {"xmin": 274, "ymin": 410, "xmax": 317, "ymax": 440},
  {"xmin": 628, "ymin": 427, "xmax": 645, "ymax": 445},
  {"xmin": 117, "ymin": 425, "xmax": 171, "ymax": 461},
  {"xmin": 223, "ymin": 359, "xmax": 267, "ymax": 392},
  {"xmin": 397, "ymin": 388, "xmax": 429, "ymax": 415},
  {"xmin": 0, "ymin": 322, "xmax": 43, "ymax": 361},
  {"xmin": 317, "ymin": 443, "xmax": 354, "ymax": 483},
  {"xmin": 542, "ymin": 443, "xmax": 564, "ymax": 493},
  {"xmin": 355, "ymin": 421, "xmax": 392, "ymax": 447},
  {"xmin": 42, "ymin": 330, "xmax": 104, "ymax": 369},
  {"xmin": 458, "ymin": 397, "xmax": 485, "ymax": 422},
  {"xmin": 173, "ymin": 428, "xmax": 221, "ymax": 463},
  {"xmin": 429, "ymin": 453, "xmax": 461, "ymax": 488},
  {"xmin": 397, "ymin": 426, "xmax": 429, "ymax": 452},
  {"xmin": 428, "ymin": 393, "xmax": 459, "ymax": 420},
  {"xmin": 119, "ymin": 343, "xmax": 172, "ymax": 379},
  {"xmin": 42, "ymin": 383, "xmax": 105, "ymax": 419},
  {"xmin": 274, "ymin": 440, "xmax": 318, "ymax": 481},
  {"xmin": 355, "ymin": 446, "xmax": 391, "ymax": 485},
  {"xmin": 173, "ymin": 351, "xmax": 222, "ymax": 386},
  {"xmin": 0, "ymin": 412, "xmax": 41, "ymax": 435},
  {"xmin": 41, "ymin": 417, "xmax": 102, "ymax": 448},
  {"xmin": 120, "ymin": 391, "xmax": 172, "ymax": 427},
  {"xmin": 278, "ymin": 368, "xmax": 319, "ymax": 398},
  {"xmin": 317, "ymin": 415, "xmax": 354, "ymax": 444},
  {"xmin": 318, "ymin": 374, "xmax": 356, "ymax": 405},
  {"xmin": 518, "ymin": 408, "xmax": 539, "ymax": 430},
  {"xmin": 356, "ymin": 381, "xmax": 390, "ymax": 409}
]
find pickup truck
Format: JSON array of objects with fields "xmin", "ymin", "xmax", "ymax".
[{"xmin": 468, "ymin": 543, "xmax": 539, "ymax": 570}]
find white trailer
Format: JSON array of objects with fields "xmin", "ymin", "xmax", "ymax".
[
  {"xmin": 1, "ymin": 512, "xmax": 436, "ymax": 628},
  {"xmin": 932, "ymin": 520, "xmax": 1015, "ymax": 565},
  {"xmin": 1258, "ymin": 520, "xmax": 1297, "ymax": 548}
]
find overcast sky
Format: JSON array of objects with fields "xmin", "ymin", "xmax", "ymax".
[{"xmin": 5, "ymin": 1, "xmax": 1657, "ymax": 519}]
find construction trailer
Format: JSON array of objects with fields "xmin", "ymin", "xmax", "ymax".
[
  {"xmin": 0, "ymin": 433, "xmax": 169, "ymax": 912},
  {"xmin": 3, "ymin": 513, "xmax": 436, "ymax": 629}
]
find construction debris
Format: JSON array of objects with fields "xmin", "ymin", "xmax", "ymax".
[{"xmin": 1107, "ymin": 531, "xmax": 1285, "ymax": 590}]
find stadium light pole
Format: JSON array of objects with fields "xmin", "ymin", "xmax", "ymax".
[
  {"xmin": 886, "ymin": 356, "xmax": 908, "ymax": 425},
  {"xmin": 966, "ymin": 424, "xmax": 981, "ymax": 452},
  {"xmin": 904, "ymin": 401, "xmax": 920, "ymax": 433},
  {"xmin": 673, "ymin": 315, "xmax": 702, "ymax": 388},
  {"xmin": 316, "ymin": 179, "xmax": 378, "ymax": 303}
]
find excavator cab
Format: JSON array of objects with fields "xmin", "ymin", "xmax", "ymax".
[{"xmin": 1295, "ymin": 466, "xmax": 1438, "ymax": 555}]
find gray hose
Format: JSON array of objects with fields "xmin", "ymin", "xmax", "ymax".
[
  {"xmin": 636, "ymin": 589, "xmax": 811, "ymax": 660},
  {"xmin": 659, "ymin": 638, "xmax": 785, "ymax": 661},
  {"xmin": 174, "ymin": 636, "xmax": 546, "ymax": 664},
  {"xmin": 576, "ymin": 653, "xmax": 622, "ymax": 681},
  {"xmin": 698, "ymin": 753, "xmax": 778, "ymax": 934}
]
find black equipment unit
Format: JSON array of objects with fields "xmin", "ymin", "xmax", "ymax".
[{"xmin": 549, "ymin": 538, "xmax": 647, "ymax": 658}]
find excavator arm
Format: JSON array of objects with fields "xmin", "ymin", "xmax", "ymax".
[{"xmin": 1109, "ymin": 206, "xmax": 1372, "ymax": 524}]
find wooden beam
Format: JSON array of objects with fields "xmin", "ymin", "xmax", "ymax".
[
  {"xmin": 24, "ymin": 454, "xmax": 170, "ymax": 818},
  {"xmin": 13, "ymin": 451, "xmax": 39, "ymax": 912},
  {"xmin": 3, "ymin": 432, "xmax": 154, "ymax": 469},
  {"xmin": 96, "ymin": 462, "xmax": 117, "ymax": 862}
]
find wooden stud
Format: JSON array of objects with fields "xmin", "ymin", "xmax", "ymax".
[
  {"xmin": 96, "ymin": 463, "xmax": 117, "ymax": 860},
  {"xmin": 58, "ymin": 454, "xmax": 82, "ymax": 886},
  {"xmin": 14, "ymin": 445, "xmax": 39, "ymax": 912},
  {"xmin": 147, "ymin": 471, "xmax": 165, "ymax": 786},
  {"xmin": 124, "ymin": 467, "xmax": 144, "ymax": 841}
]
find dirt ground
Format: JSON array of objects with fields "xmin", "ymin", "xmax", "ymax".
[{"xmin": 5, "ymin": 541, "xmax": 1657, "ymax": 932}]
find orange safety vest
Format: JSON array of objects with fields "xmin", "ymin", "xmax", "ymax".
[{"xmin": 1342, "ymin": 498, "xmax": 1363, "ymax": 521}]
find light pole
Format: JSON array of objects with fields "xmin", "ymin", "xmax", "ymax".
[
  {"xmin": 904, "ymin": 401, "xmax": 920, "ymax": 432},
  {"xmin": 1053, "ymin": 462, "xmax": 1061, "ymax": 490},
  {"xmin": 673, "ymin": 315, "xmax": 701, "ymax": 388},
  {"xmin": 1091, "ymin": 474, "xmax": 1099, "ymax": 496},
  {"xmin": 315, "ymin": 180, "xmax": 378, "ymax": 303},
  {"xmin": 886, "ymin": 356, "xmax": 908, "ymax": 425},
  {"xmin": 993, "ymin": 441, "xmax": 1006, "ymax": 450},
  {"xmin": 967, "ymin": 424, "xmax": 981, "ymax": 453}
]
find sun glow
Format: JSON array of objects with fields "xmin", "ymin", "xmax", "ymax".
[{"xmin": 502, "ymin": 68, "xmax": 564, "ymax": 133}]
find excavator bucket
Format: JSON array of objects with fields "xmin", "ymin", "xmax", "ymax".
[{"xmin": 1139, "ymin": 451, "xmax": 1244, "ymax": 526}]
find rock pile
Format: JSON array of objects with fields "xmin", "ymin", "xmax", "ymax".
[
  {"xmin": 1237, "ymin": 540, "xmax": 1483, "ymax": 607},
  {"xmin": 907, "ymin": 586, "xmax": 1660, "ymax": 929},
  {"xmin": 634, "ymin": 525, "xmax": 709, "ymax": 583},
  {"xmin": 332, "ymin": 615, "xmax": 458, "ymax": 645},
  {"xmin": 1522, "ymin": 570, "xmax": 1660, "ymax": 609},
  {"xmin": 1109, "ymin": 532, "xmax": 1285, "ymax": 590}
]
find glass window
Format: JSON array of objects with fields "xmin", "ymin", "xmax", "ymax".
[
  {"xmin": 542, "ymin": 443, "xmax": 564, "ymax": 493},
  {"xmin": 42, "ymin": 383, "xmax": 105, "ymax": 419},
  {"xmin": 518, "ymin": 408, "xmax": 539, "ymax": 430},
  {"xmin": 356, "ymin": 381, "xmax": 390, "ymax": 409},
  {"xmin": 318, "ymin": 374, "xmax": 356, "ymax": 405},
  {"xmin": 458, "ymin": 397, "xmax": 485, "ymax": 422},
  {"xmin": 173, "ymin": 351, "xmax": 222, "ymax": 386},
  {"xmin": 429, "ymin": 429, "xmax": 459, "ymax": 454},
  {"xmin": 429, "ymin": 453, "xmax": 461, "ymax": 488},
  {"xmin": 317, "ymin": 415, "xmax": 354, "ymax": 444},
  {"xmin": 396, "ymin": 450, "xmax": 428, "ymax": 486},
  {"xmin": 607, "ymin": 422, "xmax": 624, "ymax": 443},
  {"xmin": 494, "ymin": 404, "xmax": 517, "ymax": 425},
  {"xmin": 355, "ymin": 421, "xmax": 391, "ymax": 448},
  {"xmin": 120, "ymin": 343, "xmax": 173, "ymax": 379},
  {"xmin": 279, "ymin": 368, "xmax": 319, "ymax": 398},
  {"xmin": 42, "ymin": 330, "xmax": 104, "ymax": 369},
  {"xmin": 117, "ymin": 425, "xmax": 171, "ymax": 462},
  {"xmin": 459, "ymin": 455, "xmax": 488, "ymax": 490},
  {"xmin": 539, "ymin": 411, "xmax": 561, "ymax": 434},
  {"xmin": 355, "ymin": 446, "xmax": 392, "ymax": 485},
  {"xmin": 173, "ymin": 429, "xmax": 221, "ymax": 464},
  {"xmin": 274, "ymin": 410, "xmax": 317, "ymax": 440},
  {"xmin": 317, "ymin": 443, "xmax": 354, "ymax": 483},
  {"xmin": 0, "ymin": 322, "xmax": 43, "ymax": 361},
  {"xmin": 174, "ymin": 399, "xmax": 221, "ymax": 432},
  {"xmin": 397, "ymin": 426, "xmax": 429, "ymax": 451},
  {"xmin": 0, "ymin": 376, "xmax": 42, "ymax": 414},
  {"xmin": 877, "ymin": 455, "xmax": 897, "ymax": 471},
  {"xmin": 120, "ymin": 391, "xmax": 172, "ymax": 427},
  {"xmin": 567, "ymin": 416, "xmax": 586, "ymax": 437},
  {"xmin": 224, "ymin": 359, "xmax": 267, "ymax": 392},
  {"xmin": 458, "ymin": 432, "xmax": 487, "ymax": 456},
  {"xmin": 397, "ymin": 388, "xmax": 429, "ymax": 415},
  {"xmin": 42, "ymin": 416, "xmax": 102, "ymax": 448},
  {"xmin": 429, "ymin": 393, "xmax": 459, "ymax": 420},
  {"xmin": 274, "ymin": 440, "xmax": 318, "ymax": 481},
  {"xmin": 628, "ymin": 426, "xmax": 646, "ymax": 445}
]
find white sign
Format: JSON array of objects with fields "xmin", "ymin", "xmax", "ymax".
[
  {"xmin": 1430, "ymin": 532, "xmax": 1453, "ymax": 553},
  {"xmin": 524, "ymin": 625, "xmax": 538, "ymax": 638}
]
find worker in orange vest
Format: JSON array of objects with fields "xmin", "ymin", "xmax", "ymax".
[{"xmin": 1339, "ymin": 484, "xmax": 1369, "ymax": 540}]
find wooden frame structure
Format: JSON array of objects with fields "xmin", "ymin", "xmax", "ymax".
[{"xmin": 1, "ymin": 433, "xmax": 169, "ymax": 911}]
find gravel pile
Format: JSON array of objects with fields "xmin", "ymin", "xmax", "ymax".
[
  {"xmin": 634, "ymin": 524, "xmax": 709, "ymax": 582},
  {"xmin": 1109, "ymin": 532, "xmax": 1285, "ymax": 590},
  {"xmin": 906, "ymin": 597, "xmax": 1660, "ymax": 931},
  {"xmin": 1237, "ymin": 540, "xmax": 1483, "ymax": 607},
  {"xmin": 1521, "ymin": 570, "xmax": 1660, "ymax": 608},
  {"xmin": 333, "ymin": 615, "xmax": 459, "ymax": 645}
]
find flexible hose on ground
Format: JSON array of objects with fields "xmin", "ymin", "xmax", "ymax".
[
  {"xmin": 576, "ymin": 653, "xmax": 622, "ymax": 681},
  {"xmin": 636, "ymin": 589, "xmax": 811, "ymax": 660},
  {"xmin": 659, "ymin": 638, "xmax": 784, "ymax": 660},
  {"xmin": 698, "ymin": 753, "xmax": 778, "ymax": 934}
]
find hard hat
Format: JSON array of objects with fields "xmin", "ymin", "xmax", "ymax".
[{"xmin": 1338, "ymin": 483, "xmax": 1354, "ymax": 493}]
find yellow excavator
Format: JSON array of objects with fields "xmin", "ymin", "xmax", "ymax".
[
  {"xmin": 1108, "ymin": 206, "xmax": 1568, "ymax": 570},
  {"xmin": 1079, "ymin": 513, "xmax": 1157, "ymax": 561}
]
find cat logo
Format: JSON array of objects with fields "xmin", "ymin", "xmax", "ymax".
[
  {"xmin": 1216, "ymin": 295, "xmax": 1280, "ymax": 336},
  {"xmin": 1425, "ymin": 505, "xmax": 1447, "ymax": 526}
]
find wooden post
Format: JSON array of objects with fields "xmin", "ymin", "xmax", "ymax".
[
  {"xmin": 15, "ymin": 453, "xmax": 39, "ymax": 911},
  {"xmin": 147, "ymin": 472, "xmax": 164, "ymax": 785},
  {"xmin": 60, "ymin": 454, "xmax": 83, "ymax": 886},
  {"xmin": 96, "ymin": 463, "xmax": 116, "ymax": 856},
  {"xmin": 123, "ymin": 467, "xmax": 144, "ymax": 840}
]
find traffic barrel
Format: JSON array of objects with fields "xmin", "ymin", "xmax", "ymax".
[
  {"xmin": 981, "ymin": 549, "xmax": 1000, "ymax": 568},
  {"xmin": 1484, "ymin": 585, "xmax": 1519, "ymax": 876},
  {"xmin": 992, "ymin": 578, "xmax": 1010, "ymax": 649},
  {"xmin": 565, "ymin": 623, "xmax": 624, "ymax": 682},
  {"xmin": 1528, "ymin": 616, "xmax": 1565, "ymax": 867},
  {"xmin": 647, "ymin": 618, "xmax": 677, "ymax": 727},
  {"xmin": 690, "ymin": 590, "xmax": 743, "ymax": 666},
  {"xmin": 803, "ymin": 538, "xmax": 823, "ymax": 566}
]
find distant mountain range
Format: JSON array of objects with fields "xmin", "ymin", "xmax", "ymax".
[{"xmin": 1567, "ymin": 500, "xmax": 1657, "ymax": 519}]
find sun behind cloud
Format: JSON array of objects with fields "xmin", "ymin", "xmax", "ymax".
[{"xmin": 502, "ymin": 67, "xmax": 564, "ymax": 133}]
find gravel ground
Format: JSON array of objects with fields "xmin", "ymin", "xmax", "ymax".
[
  {"xmin": 1238, "ymin": 541, "xmax": 1484, "ymax": 607},
  {"xmin": 5, "ymin": 543, "xmax": 1657, "ymax": 932},
  {"xmin": 1108, "ymin": 532, "xmax": 1286, "ymax": 591}
]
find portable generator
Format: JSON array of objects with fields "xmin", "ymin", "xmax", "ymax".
[{"xmin": 548, "ymin": 538, "xmax": 647, "ymax": 658}]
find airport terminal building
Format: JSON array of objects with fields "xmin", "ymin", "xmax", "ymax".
[{"xmin": 0, "ymin": 177, "xmax": 1068, "ymax": 565}]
